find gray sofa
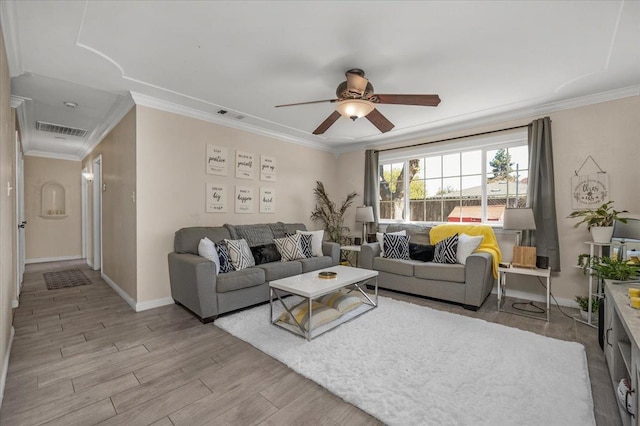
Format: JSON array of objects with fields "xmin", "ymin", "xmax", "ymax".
[
  {"xmin": 359, "ymin": 224, "xmax": 495, "ymax": 310},
  {"xmin": 168, "ymin": 222, "xmax": 340, "ymax": 323}
]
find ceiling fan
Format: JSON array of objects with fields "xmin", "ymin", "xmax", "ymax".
[{"xmin": 275, "ymin": 68, "xmax": 441, "ymax": 135}]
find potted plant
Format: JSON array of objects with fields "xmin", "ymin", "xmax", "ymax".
[
  {"xmin": 310, "ymin": 181, "xmax": 357, "ymax": 245},
  {"xmin": 578, "ymin": 255, "xmax": 640, "ymax": 282},
  {"xmin": 568, "ymin": 201, "xmax": 627, "ymax": 243},
  {"xmin": 575, "ymin": 295, "xmax": 599, "ymax": 321}
]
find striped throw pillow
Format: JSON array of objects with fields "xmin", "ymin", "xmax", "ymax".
[
  {"xmin": 433, "ymin": 234, "xmax": 459, "ymax": 264},
  {"xmin": 279, "ymin": 300, "xmax": 342, "ymax": 331},
  {"xmin": 318, "ymin": 292, "xmax": 363, "ymax": 314}
]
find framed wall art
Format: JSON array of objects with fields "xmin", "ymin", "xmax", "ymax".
[
  {"xmin": 235, "ymin": 151, "xmax": 255, "ymax": 179},
  {"xmin": 260, "ymin": 155, "xmax": 277, "ymax": 182},
  {"xmin": 235, "ymin": 186, "xmax": 254, "ymax": 213},
  {"xmin": 260, "ymin": 187, "xmax": 275, "ymax": 213},
  {"xmin": 205, "ymin": 183, "xmax": 228, "ymax": 213},
  {"xmin": 206, "ymin": 144, "xmax": 228, "ymax": 176}
]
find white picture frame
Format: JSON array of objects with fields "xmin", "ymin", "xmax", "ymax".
[
  {"xmin": 260, "ymin": 187, "xmax": 276, "ymax": 213},
  {"xmin": 235, "ymin": 186, "xmax": 254, "ymax": 214},
  {"xmin": 260, "ymin": 155, "xmax": 277, "ymax": 182},
  {"xmin": 235, "ymin": 151, "xmax": 255, "ymax": 180},
  {"xmin": 206, "ymin": 183, "xmax": 227, "ymax": 213},
  {"xmin": 206, "ymin": 144, "xmax": 228, "ymax": 176}
]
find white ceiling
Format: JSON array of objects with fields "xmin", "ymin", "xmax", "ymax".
[{"xmin": 2, "ymin": 1, "xmax": 639, "ymax": 160}]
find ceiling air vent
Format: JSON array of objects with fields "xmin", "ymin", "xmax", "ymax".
[{"xmin": 35, "ymin": 121, "xmax": 89, "ymax": 138}]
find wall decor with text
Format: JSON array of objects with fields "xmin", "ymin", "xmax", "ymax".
[
  {"xmin": 260, "ymin": 155, "xmax": 277, "ymax": 182},
  {"xmin": 235, "ymin": 186, "xmax": 254, "ymax": 213},
  {"xmin": 206, "ymin": 144, "xmax": 228, "ymax": 176},
  {"xmin": 206, "ymin": 183, "xmax": 228, "ymax": 213},
  {"xmin": 260, "ymin": 187, "xmax": 276, "ymax": 213},
  {"xmin": 235, "ymin": 151, "xmax": 255, "ymax": 180}
]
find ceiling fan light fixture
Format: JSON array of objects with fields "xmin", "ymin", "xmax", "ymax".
[{"xmin": 335, "ymin": 99, "xmax": 374, "ymax": 121}]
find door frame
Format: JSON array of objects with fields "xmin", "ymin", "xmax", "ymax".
[
  {"xmin": 92, "ymin": 156, "xmax": 102, "ymax": 271},
  {"xmin": 81, "ymin": 166, "xmax": 88, "ymax": 263},
  {"xmin": 14, "ymin": 132, "xmax": 24, "ymax": 306}
]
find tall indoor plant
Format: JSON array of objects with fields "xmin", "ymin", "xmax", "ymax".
[
  {"xmin": 310, "ymin": 181, "xmax": 357, "ymax": 244},
  {"xmin": 568, "ymin": 201, "xmax": 627, "ymax": 243}
]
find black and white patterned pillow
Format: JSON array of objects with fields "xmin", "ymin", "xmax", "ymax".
[
  {"xmin": 215, "ymin": 242, "xmax": 235, "ymax": 273},
  {"xmin": 433, "ymin": 234, "xmax": 459, "ymax": 264},
  {"xmin": 299, "ymin": 233, "xmax": 313, "ymax": 258},
  {"xmin": 274, "ymin": 234, "xmax": 306, "ymax": 261},
  {"xmin": 383, "ymin": 234, "xmax": 410, "ymax": 260},
  {"xmin": 224, "ymin": 239, "xmax": 256, "ymax": 270}
]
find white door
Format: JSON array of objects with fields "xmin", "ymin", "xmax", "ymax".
[
  {"xmin": 92, "ymin": 156, "xmax": 102, "ymax": 270},
  {"xmin": 15, "ymin": 133, "xmax": 25, "ymax": 300}
]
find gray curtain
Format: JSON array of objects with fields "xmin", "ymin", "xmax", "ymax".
[
  {"xmin": 527, "ymin": 117, "xmax": 560, "ymax": 271},
  {"xmin": 363, "ymin": 150, "xmax": 379, "ymax": 231}
]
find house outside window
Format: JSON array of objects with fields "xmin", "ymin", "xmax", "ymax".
[{"xmin": 379, "ymin": 132, "xmax": 528, "ymax": 224}]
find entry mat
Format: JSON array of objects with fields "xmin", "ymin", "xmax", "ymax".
[{"xmin": 43, "ymin": 269, "xmax": 92, "ymax": 290}]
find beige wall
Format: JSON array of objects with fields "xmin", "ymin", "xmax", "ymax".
[
  {"xmin": 135, "ymin": 106, "xmax": 338, "ymax": 303},
  {"xmin": 0, "ymin": 23, "xmax": 16, "ymax": 404},
  {"xmin": 83, "ymin": 107, "xmax": 137, "ymax": 301},
  {"xmin": 337, "ymin": 95, "xmax": 640, "ymax": 304},
  {"xmin": 23, "ymin": 157, "xmax": 82, "ymax": 261}
]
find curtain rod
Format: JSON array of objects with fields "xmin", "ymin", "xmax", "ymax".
[{"xmin": 376, "ymin": 124, "xmax": 530, "ymax": 153}]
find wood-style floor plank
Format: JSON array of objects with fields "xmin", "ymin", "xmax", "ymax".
[{"xmin": 0, "ymin": 260, "xmax": 620, "ymax": 425}]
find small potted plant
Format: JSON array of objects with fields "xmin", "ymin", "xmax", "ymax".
[
  {"xmin": 568, "ymin": 201, "xmax": 627, "ymax": 243},
  {"xmin": 578, "ymin": 255, "xmax": 640, "ymax": 282},
  {"xmin": 575, "ymin": 295, "xmax": 599, "ymax": 321}
]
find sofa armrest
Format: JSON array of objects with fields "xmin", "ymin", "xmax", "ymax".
[
  {"xmin": 359, "ymin": 242, "xmax": 381, "ymax": 270},
  {"xmin": 168, "ymin": 252, "xmax": 219, "ymax": 320},
  {"xmin": 463, "ymin": 252, "xmax": 495, "ymax": 307},
  {"xmin": 322, "ymin": 241, "xmax": 340, "ymax": 265}
]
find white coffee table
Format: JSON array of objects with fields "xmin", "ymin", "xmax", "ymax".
[{"xmin": 269, "ymin": 265, "xmax": 378, "ymax": 341}]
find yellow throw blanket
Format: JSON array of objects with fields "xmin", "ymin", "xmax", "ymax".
[{"xmin": 429, "ymin": 224, "xmax": 502, "ymax": 278}]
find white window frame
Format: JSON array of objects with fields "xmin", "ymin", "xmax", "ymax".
[{"xmin": 378, "ymin": 131, "xmax": 528, "ymax": 225}]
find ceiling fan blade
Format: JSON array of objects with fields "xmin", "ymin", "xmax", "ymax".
[
  {"xmin": 366, "ymin": 108, "xmax": 395, "ymax": 133},
  {"xmin": 312, "ymin": 111, "xmax": 341, "ymax": 135},
  {"xmin": 346, "ymin": 72, "xmax": 368, "ymax": 95},
  {"xmin": 275, "ymin": 99, "xmax": 337, "ymax": 108},
  {"xmin": 375, "ymin": 94, "xmax": 441, "ymax": 107}
]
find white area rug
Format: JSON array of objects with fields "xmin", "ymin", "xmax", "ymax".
[{"xmin": 216, "ymin": 296, "xmax": 595, "ymax": 426}]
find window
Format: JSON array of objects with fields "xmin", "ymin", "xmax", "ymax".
[{"xmin": 379, "ymin": 134, "xmax": 528, "ymax": 224}]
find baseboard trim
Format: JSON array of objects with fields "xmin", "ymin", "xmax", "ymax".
[
  {"xmin": 490, "ymin": 286, "xmax": 579, "ymax": 309},
  {"xmin": 0, "ymin": 326, "xmax": 15, "ymax": 408},
  {"xmin": 25, "ymin": 255, "xmax": 82, "ymax": 264},
  {"xmin": 86, "ymin": 259, "xmax": 94, "ymax": 269},
  {"xmin": 101, "ymin": 272, "xmax": 137, "ymax": 311},
  {"xmin": 136, "ymin": 297, "xmax": 174, "ymax": 312}
]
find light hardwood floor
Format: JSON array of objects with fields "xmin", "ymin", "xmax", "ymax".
[{"xmin": 0, "ymin": 261, "xmax": 619, "ymax": 425}]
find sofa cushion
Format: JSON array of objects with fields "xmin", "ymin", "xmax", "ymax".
[
  {"xmin": 285, "ymin": 223, "xmax": 307, "ymax": 235},
  {"xmin": 376, "ymin": 230, "xmax": 406, "ymax": 257},
  {"xmin": 299, "ymin": 233, "xmax": 313, "ymax": 258},
  {"xmin": 269, "ymin": 222, "xmax": 289, "ymax": 239},
  {"xmin": 414, "ymin": 262, "xmax": 466, "ymax": 283},
  {"xmin": 198, "ymin": 237, "xmax": 220, "ymax": 273},
  {"xmin": 434, "ymin": 234, "xmax": 459, "ymax": 264},
  {"xmin": 224, "ymin": 239, "xmax": 256, "ymax": 270},
  {"xmin": 373, "ymin": 257, "xmax": 422, "ymax": 277},
  {"xmin": 298, "ymin": 256, "xmax": 333, "ymax": 273},
  {"xmin": 216, "ymin": 267, "xmax": 265, "ymax": 292},
  {"xmin": 215, "ymin": 242, "xmax": 235, "ymax": 273},
  {"xmin": 386, "ymin": 224, "xmax": 432, "ymax": 245},
  {"xmin": 383, "ymin": 234, "xmax": 410, "ymax": 260},
  {"xmin": 274, "ymin": 234, "xmax": 306, "ymax": 261},
  {"xmin": 257, "ymin": 261, "xmax": 302, "ymax": 281},
  {"xmin": 296, "ymin": 229, "xmax": 324, "ymax": 257},
  {"xmin": 251, "ymin": 243, "xmax": 281, "ymax": 265},
  {"xmin": 174, "ymin": 227, "xmax": 231, "ymax": 254},
  {"xmin": 226, "ymin": 224, "xmax": 275, "ymax": 247}
]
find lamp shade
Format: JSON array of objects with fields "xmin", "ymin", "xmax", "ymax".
[
  {"xmin": 356, "ymin": 206, "xmax": 375, "ymax": 223},
  {"xmin": 335, "ymin": 99, "xmax": 375, "ymax": 119},
  {"xmin": 502, "ymin": 207, "xmax": 536, "ymax": 231}
]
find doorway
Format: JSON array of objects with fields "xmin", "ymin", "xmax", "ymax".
[
  {"xmin": 92, "ymin": 156, "xmax": 102, "ymax": 271},
  {"xmin": 15, "ymin": 133, "xmax": 25, "ymax": 305}
]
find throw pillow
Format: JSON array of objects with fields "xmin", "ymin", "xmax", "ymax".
[
  {"xmin": 383, "ymin": 234, "xmax": 410, "ymax": 260},
  {"xmin": 250, "ymin": 243, "xmax": 282, "ymax": 265},
  {"xmin": 278, "ymin": 300, "xmax": 342, "ymax": 331},
  {"xmin": 409, "ymin": 243, "xmax": 435, "ymax": 262},
  {"xmin": 318, "ymin": 291, "xmax": 363, "ymax": 314},
  {"xmin": 198, "ymin": 237, "xmax": 220, "ymax": 274},
  {"xmin": 299, "ymin": 233, "xmax": 313, "ymax": 258},
  {"xmin": 376, "ymin": 230, "xmax": 407, "ymax": 257},
  {"xmin": 456, "ymin": 233, "xmax": 484, "ymax": 265},
  {"xmin": 296, "ymin": 230, "xmax": 324, "ymax": 257},
  {"xmin": 215, "ymin": 242, "xmax": 235, "ymax": 273},
  {"xmin": 224, "ymin": 239, "xmax": 256, "ymax": 271},
  {"xmin": 273, "ymin": 233, "xmax": 306, "ymax": 261},
  {"xmin": 433, "ymin": 234, "xmax": 459, "ymax": 264}
]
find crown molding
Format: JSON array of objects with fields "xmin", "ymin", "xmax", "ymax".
[
  {"xmin": 24, "ymin": 150, "xmax": 81, "ymax": 162},
  {"xmin": 130, "ymin": 92, "xmax": 334, "ymax": 153},
  {"xmin": 0, "ymin": 0, "xmax": 22, "ymax": 77},
  {"xmin": 335, "ymin": 84, "xmax": 640, "ymax": 155},
  {"xmin": 77, "ymin": 94, "xmax": 135, "ymax": 160},
  {"xmin": 10, "ymin": 94, "xmax": 27, "ymax": 108}
]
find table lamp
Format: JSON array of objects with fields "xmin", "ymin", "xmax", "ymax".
[
  {"xmin": 503, "ymin": 207, "xmax": 537, "ymax": 268},
  {"xmin": 355, "ymin": 206, "xmax": 374, "ymax": 245}
]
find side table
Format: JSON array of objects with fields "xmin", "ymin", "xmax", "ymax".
[
  {"xmin": 498, "ymin": 265, "xmax": 552, "ymax": 322},
  {"xmin": 340, "ymin": 245, "xmax": 361, "ymax": 267}
]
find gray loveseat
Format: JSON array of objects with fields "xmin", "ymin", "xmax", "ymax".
[
  {"xmin": 359, "ymin": 224, "xmax": 495, "ymax": 310},
  {"xmin": 168, "ymin": 222, "xmax": 340, "ymax": 323}
]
